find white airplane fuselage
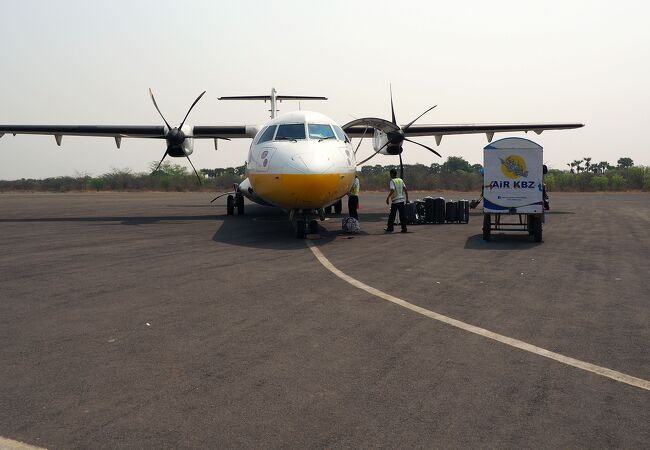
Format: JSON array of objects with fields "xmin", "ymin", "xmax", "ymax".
[{"xmin": 239, "ymin": 110, "xmax": 356, "ymax": 210}]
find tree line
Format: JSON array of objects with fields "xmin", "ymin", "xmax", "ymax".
[{"xmin": 1, "ymin": 156, "xmax": 648, "ymax": 193}]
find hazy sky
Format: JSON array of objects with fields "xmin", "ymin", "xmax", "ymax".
[{"xmin": 1, "ymin": 0, "xmax": 648, "ymax": 179}]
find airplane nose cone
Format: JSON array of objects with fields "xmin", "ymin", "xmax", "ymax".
[{"xmin": 250, "ymin": 172, "xmax": 354, "ymax": 209}]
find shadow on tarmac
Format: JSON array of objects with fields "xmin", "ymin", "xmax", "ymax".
[
  {"xmin": 211, "ymin": 204, "xmax": 338, "ymax": 250},
  {"xmin": 464, "ymin": 233, "xmax": 543, "ymax": 250},
  {"xmin": 0, "ymin": 215, "xmax": 222, "ymax": 226}
]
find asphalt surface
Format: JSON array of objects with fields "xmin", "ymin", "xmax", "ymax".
[{"xmin": 0, "ymin": 191, "xmax": 648, "ymax": 449}]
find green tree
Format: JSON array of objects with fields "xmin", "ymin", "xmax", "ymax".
[
  {"xmin": 611, "ymin": 174, "xmax": 625, "ymax": 191},
  {"xmin": 149, "ymin": 161, "xmax": 188, "ymax": 177},
  {"xmin": 442, "ymin": 156, "xmax": 471, "ymax": 173},
  {"xmin": 591, "ymin": 175, "xmax": 608, "ymax": 191},
  {"xmin": 617, "ymin": 157, "xmax": 634, "ymax": 168}
]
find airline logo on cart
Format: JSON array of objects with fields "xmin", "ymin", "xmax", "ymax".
[
  {"xmin": 488, "ymin": 180, "xmax": 536, "ymax": 189},
  {"xmin": 499, "ymin": 155, "xmax": 528, "ymax": 179}
]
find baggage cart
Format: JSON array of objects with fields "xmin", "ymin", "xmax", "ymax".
[{"xmin": 482, "ymin": 138, "xmax": 545, "ymax": 242}]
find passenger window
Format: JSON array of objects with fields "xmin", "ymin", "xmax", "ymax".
[
  {"xmin": 332, "ymin": 125, "xmax": 350, "ymax": 142},
  {"xmin": 275, "ymin": 123, "xmax": 306, "ymax": 141},
  {"xmin": 308, "ymin": 124, "xmax": 336, "ymax": 140},
  {"xmin": 257, "ymin": 125, "xmax": 277, "ymax": 144}
]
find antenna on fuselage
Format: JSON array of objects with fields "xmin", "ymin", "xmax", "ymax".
[{"xmin": 218, "ymin": 88, "xmax": 328, "ymax": 119}]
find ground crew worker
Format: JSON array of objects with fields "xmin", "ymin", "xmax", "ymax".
[
  {"xmin": 348, "ymin": 174, "xmax": 360, "ymax": 219},
  {"xmin": 385, "ymin": 168, "xmax": 408, "ymax": 233}
]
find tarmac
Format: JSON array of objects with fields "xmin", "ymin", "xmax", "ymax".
[{"xmin": 0, "ymin": 191, "xmax": 648, "ymax": 449}]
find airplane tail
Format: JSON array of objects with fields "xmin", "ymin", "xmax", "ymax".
[{"xmin": 218, "ymin": 88, "xmax": 327, "ymax": 118}]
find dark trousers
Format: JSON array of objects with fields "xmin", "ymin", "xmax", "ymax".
[
  {"xmin": 387, "ymin": 201, "xmax": 407, "ymax": 231},
  {"xmin": 348, "ymin": 195, "xmax": 359, "ymax": 219}
]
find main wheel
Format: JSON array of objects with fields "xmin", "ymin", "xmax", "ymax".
[
  {"xmin": 533, "ymin": 215, "xmax": 543, "ymax": 243},
  {"xmin": 226, "ymin": 195, "xmax": 235, "ymax": 216},
  {"xmin": 482, "ymin": 213, "xmax": 491, "ymax": 241},
  {"xmin": 325, "ymin": 205, "xmax": 332, "ymax": 215},
  {"xmin": 334, "ymin": 199, "xmax": 342, "ymax": 215},
  {"xmin": 309, "ymin": 219, "xmax": 319, "ymax": 235},
  {"xmin": 296, "ymin": 220, "xmax": 306, "ymax": 239},
  {"xmin": 527, "ymin": 216, "xmax": 534, "ymax": 235},
  {"xmin": 236, "ymin": 194, "xmax": 245, "ymax": 215}
]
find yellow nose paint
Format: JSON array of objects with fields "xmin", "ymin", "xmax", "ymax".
[{"xmin": 249, "ymin": 172, "xmax": 354, "ymax": 209}]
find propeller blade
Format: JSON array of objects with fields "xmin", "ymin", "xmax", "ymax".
[
  {"xmin": 402, "ymin": 105, "xmax": 437, "ymax": 132},
  {"xmin": 354, "ymin": 126, "xmax": 369, "ymax": 155},
  {"xmin": 152, "ymin": 150, "xmax": 169, "ymax": 174},
  {"xmin": 399, "ymin": 153, "xmax": 404, "ymax": 179},
  {"xmin": 356, "ymin": 141, "xmax": 390, "ymax": 166},
  {"xmin": 404, "ymin": 137, "xmax": 442, "ymax": 157},
  {"xmin": 148, "ymin": 88, "xmax": 172, "ymax": 130},
  {"xmin": 179, "ymin": 90, "xmax": 207, "ymax": 129},
  {"xmin": 390, "ymin": 84, "xmax": 397, "ymax": 125},
  {"xmin": 210, "ymin": 191, "xmax": 234, "ymax": 203},
  {"xmin": 185, "ymin": 154, "xmax": 202, "ymax": 185},
  {"xmin": 356, "ymin": 151, "xmax": 381, "ymax": 166}
]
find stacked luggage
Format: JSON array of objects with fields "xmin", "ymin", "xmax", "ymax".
[
  {"xmin": 400, "ymin": 195, "xmax": 471, "ymax": 225},
  {"xmin": 405, "ymin": 200, "xmax": 427, "ymax": 225},
  {"xmin": 456, "ymin": 199, "xmax": 470, "ymax": 224}
]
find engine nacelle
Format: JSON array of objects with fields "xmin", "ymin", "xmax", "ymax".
[
  {"xmin": 165, "ymin": 124, "xmax": 194, "ymax": 157},
  {"xmin": 372, "ymin": 129, "xmax": 403, "ymax": 155}
]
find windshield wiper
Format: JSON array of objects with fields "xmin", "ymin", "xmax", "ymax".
[
  {"xmin": 276, "ymin": 136, "xmax": 297, "ymax": 142},
  {"xmin": 318, "ymin": 136, "xmax": 335, "ymax": 142}
]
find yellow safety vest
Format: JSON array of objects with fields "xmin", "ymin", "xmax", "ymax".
[
  {"xmin": 349, "ymin": 178, "xmax": 360, "ymax": 196},
  {"xmin": 391, "ymin": 178, "xmax": 405, "ymax": 202}
]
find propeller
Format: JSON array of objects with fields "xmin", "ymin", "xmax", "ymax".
[
  {"xmin": 149, "ymin": 88, "xmax": 207, "ymax": 184},
  {"xmin": 386, "ymin": 85, "xmax": 441, "ymax": 178},
  {"xmin": 356, "ymin": 86, "xmax": 442, "ymax": 177}
]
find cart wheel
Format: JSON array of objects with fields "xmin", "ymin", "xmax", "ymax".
[
  {"xmin": 482, "ymin": 213, "xmax": 491, "ymax": 241},
  {"xmin": 533, "ymin": 216, "xmax": 543, "ymax": 243}
]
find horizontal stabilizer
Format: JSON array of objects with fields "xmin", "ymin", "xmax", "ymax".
[{"xmin": 218, "ymin": 95, "xmax": 327, "ymax": 101}]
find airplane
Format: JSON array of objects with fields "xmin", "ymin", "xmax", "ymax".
[{"xmin": 0, "ymin": 87, "xmax": 584, "ymax": 238}]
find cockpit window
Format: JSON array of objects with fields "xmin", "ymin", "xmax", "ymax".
[
  {"xmin": 332, "ymin": 125, "xmax": 350, "ymax": 143},
  {"xmin": 256, "ymin": 125, "xmax": 277, "ymax": 144},
  {"xmin": 275, "ymin": 123, "xmax": 306, "ymax": 141},
  {"xmin": 308, "ymin": 124, "xmax": 336, "ymax": 140}
]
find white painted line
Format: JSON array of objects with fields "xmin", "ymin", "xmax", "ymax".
[
  {"xmin": 307, "ymin": 242, "xmax": 650, "ymax": 391},
  {"xmin": 0, "ymin": 437, "xmax": 46, "ymax": 450}
]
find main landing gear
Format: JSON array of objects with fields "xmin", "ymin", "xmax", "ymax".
[
  {"xmin": 292, "ymin": 208, "xmax": 324, "ymax": 239},
  {"xmin": 226, "ymin": 193, "xmax": 245, "ymax": 216}
]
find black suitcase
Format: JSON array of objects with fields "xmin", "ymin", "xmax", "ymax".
[
  {"xmin": 445, "ymin": 200, "xmax": 457, "ymax": 223},
  {"xmin": 423, "ymin": 197, "xmax": 435, "ymax": 223},
  {"xmin": 415, "ymin": 200, "xmax": 427, "ymax": 224},
  {"xmin": 404, "ymin": 202, "xmax": 418, "ymax": 225},
  {"xmin": 434, "ymin": 197, "xmax": 446, "ymax": 223},
  {"xmin": 456, "ymin": 199, "xmax": 470, "ymax": 223}
]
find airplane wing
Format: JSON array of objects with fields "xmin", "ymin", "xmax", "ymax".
[
  {"xmin": 343, "ymin": 118, "xmax": 584, "ymax": 145},
  {"xmin": 343, "ymin": 119, "xmax": 584, "ymax": 145},
  {"xmin": 0, "ymin": 125, "xmax": 255, "ymax": 147}
]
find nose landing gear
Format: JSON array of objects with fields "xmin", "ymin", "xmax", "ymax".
[{"xmin": 292, "ymin": 209, "xmax": 321, "ymax": 239}]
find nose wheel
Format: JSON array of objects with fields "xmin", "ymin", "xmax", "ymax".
[{"xmin": 292, "ymin": 210, "xmax": 321, "ymax": 239}]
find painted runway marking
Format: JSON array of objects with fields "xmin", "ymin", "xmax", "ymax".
[{"xmin": 307, "ymin": 242, "xmax": 650, "ymax": 391}]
